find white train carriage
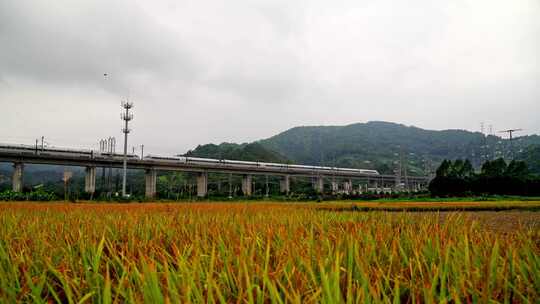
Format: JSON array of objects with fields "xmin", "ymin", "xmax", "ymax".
[
  {"xmin": 142, "ymin": 152, "xmax": 380, "ymax": 175},
  {"xmin": 95, "ymin": 152, "xmax": 139, "ymax": 161},
  {"xmin": 144, "ymin": 155, "xmax": 185, "ymax": 162},
  {"xmin": 0, "ymin": 143, "xmax": 41, "ymax": 155},
  {"xmin": 188, "ymin": 157, "xmax": 224, "ymax": 165},
  {"xmin": 0, "ymin": 143, "xmax": 93, "ymax": 158},
  {"xmin": 0, "ymin": 143, "xmax": 140, "ymax": 161}
]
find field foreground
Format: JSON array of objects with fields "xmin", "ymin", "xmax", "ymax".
[{"xmin": 0, "ymin": 202, "xmax": 538, "ymax": 303}]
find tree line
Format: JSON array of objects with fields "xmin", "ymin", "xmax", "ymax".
[{"xmin": 429, "ymin": 158, "xmax": 540, "ymax": 197}]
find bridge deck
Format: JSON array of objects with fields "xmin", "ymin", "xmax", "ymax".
[{"xmin": 0, "ymin": 150, "xmax": 427, "ymax": 182}]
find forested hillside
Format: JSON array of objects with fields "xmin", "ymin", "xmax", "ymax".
[
  {"xmin": 186, "ymin": 121, "xmax": 540, "ymax": 176},
  {"xmin": 259, "ymin": 121, "xmax": 540, "ymax": 175},
  {"xmin": 185, "ymin": 142, "xmax": 289, "ymax": 163},
  {"xmin": 518, "ymin": 145, "xmax": 540, "ymax": 175}
]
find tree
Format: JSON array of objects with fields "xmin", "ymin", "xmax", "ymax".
[
  {"xmin": 480, "ymin": 158, "xmax": 507, "ymax": 178},
  {"xmin": 505, "ymin": 160, "xmax": 529, "ymax": 179},
  {"xmin": 450, "ymin": 159, "xmax": 473, "ymax": 179},
  {"xmin": 518, "ymin": 145, "xmax": 540, "ymax": 175},
  {"xmin": 430, "ymin": 157, "xmax": 540, "ymax": 197},
  {"xmin": 429, "ymin": 159, "xmax": 474, "ymax": 196},
  {"xmin": 436, "ymin": 160, "xmax": 451, "ymax": 178},
  {"xmin": 459, "ymin": 159, "xmax": 475, "ymax": 178}
]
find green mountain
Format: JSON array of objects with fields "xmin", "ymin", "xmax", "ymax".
[
  {"xmin": 186, "ymin": 121, "xmax": 540, "ymax": 176},
  {"xmin": 518, "ymin": 145, "xmax": 540, "ymax": 175},
  {"xmin": 258, "ymin": 121, "xmax": 540, "ymax": 175}
]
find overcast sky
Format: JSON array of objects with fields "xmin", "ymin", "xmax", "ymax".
[{"xmin": 1, "ymin": 0, "xmax": 539, "ymax": 155}]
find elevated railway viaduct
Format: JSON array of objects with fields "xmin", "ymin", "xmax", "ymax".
[{"xmin": 0, "ymin": 145, "xmax": 429, "ymax": 198}]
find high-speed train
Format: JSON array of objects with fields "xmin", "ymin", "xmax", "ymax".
[
  {"xmin": 0, "ymin": 143, "xmax": 139, "ymax": 160},
  {"xmin": 0, "ymin": 143, "xmax": 380, "ymax": 175},
  {"xmin": 144, "ymin": 155, "xmax": 380, "ymax": 175}
]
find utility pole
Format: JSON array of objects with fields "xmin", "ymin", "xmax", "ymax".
[
  {"xmin": 228, "ymin": 173, "xmax": 233, "ymax": 199},
  {"xmin": 108, "ymin": 137, "xmax": 115, "ymax": 196},
  {"xmin": 265, "ymin": 175, "xmax": 269, "ymax": 198},
  {"xmin": 99, "ymin": 139, "xmax": 106, "ymax": 193},
  {"xmin": 394, "ymin": 159, "xmax": 401, "ymax": 191},
  {"xmin": 487, "ymin": 124, "xmax": 494, "ymax": 161},
  {"xmin": 499, "ymin": 129, "xmax": 522, "ymax": 159},
  {"xmin": 480, "ymin": 122, "xmax": 486, "ymax": 166},
  {"xmin": 121, "ymin": 101, "xmax": 134, "ymax": 197},
  {"xmin": 403, "ymin": 150, "xmax": 409, "ymax": 192},
  {"xmin": 396, "ymin": 147, "xmax": 409, "ymax": 192}
]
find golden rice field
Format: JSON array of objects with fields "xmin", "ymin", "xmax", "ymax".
[{"xmin": 0, "ymin": 201, "xmax": 539, "ymax": 303}]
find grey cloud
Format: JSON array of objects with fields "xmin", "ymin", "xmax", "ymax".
[
  {"xmin": 0, "ymin": 0, "xmax": 539, "ymax": 154},
  {"xmin": 0, "ymin": 0, "xmax": 200, "ymax": 94}
]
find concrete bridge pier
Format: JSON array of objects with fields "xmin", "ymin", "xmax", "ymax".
[
  {"xmin": 280, "ymin": 175, "xmax": 290, "ymax": 194},
  {"xmin": 145, "ymin": 169, "xmax": 157, "ymax": 199},
  {"xmin": 331, "ymin": 180, "xmax": 339, "ymax": 194},
  {"xmin": 314, "ymin": 176, "xmax": 324, "ymax": 193},
  {"xmin": 12, "ymin": 163, "xmax": 24, "ymax": 192},
  {"xmin": 197, "ymin": 172, "xmax": 208, "ymax": 197},
  {"xmin": 343, "ymin": 179, "xmax": 352, "ymax": 194},
  {"xmin": 84, "ymin": 166, "xmax": 97, "ymax": 194},
  {"xmin": 242, "ymin": 174, "xmax": 252, "ymax": 196}
]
